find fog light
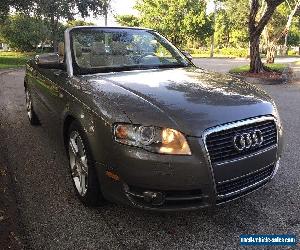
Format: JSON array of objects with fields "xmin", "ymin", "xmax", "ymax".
[{"xmin": 143, "ymin": 191, "xmax": 165, "ymax": 206}]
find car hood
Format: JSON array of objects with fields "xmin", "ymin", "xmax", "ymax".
[{"xmin": 81, "ymin": 67, "xmax": 275, "ymax": 137}]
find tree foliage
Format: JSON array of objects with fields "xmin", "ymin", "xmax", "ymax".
[
  {"xmin": 115, "ymin": 14, "xmax": 140, "ymax": 27},
  {"xmin": 0, "ymin": 0, "xmax": 32, "ymax": 22},
  {"xmin": 214, "ymin": 0, "xmax": 249, "ymax": 48},
  {"xmin": 264, "ymin": 0, "xmax": 300, "ymax": 62},
  {"xmin": 215, "ymin": 0, "xmax": 299, "ymax": 52},
  {"xmin": 288, "ymin": 15, "xmax": 300, "ymax": 46},
  {"xmin": 0, "ymin": 14, "xmax": 49, "ymax": 51},
  {"xmin": 135, "ymin": 0, "xmax": 213, "ymax": 46},
  {"xmin": 0, "ymin": 15, "xmax": 94, "ymax": 51},
  {"xmin": 1, "ymin": 0, "xmax": 107, "ymax": 50},
  {"xmin": 66, "ymin": 19, "xmax": 95, "ymax": 28},
  {"xmin": 34, "ymin": 0, "xmax": 106, "ymax": 49}
]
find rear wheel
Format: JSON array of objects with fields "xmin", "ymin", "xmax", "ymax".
[
  {"xmin": 67, "ymin": 121, "xmax": 104, "ymax": 206},
  {"xmin": 25, "ymin": 89, "xmax": 40, "ymax": 125}
]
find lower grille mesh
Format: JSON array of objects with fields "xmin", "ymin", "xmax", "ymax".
[{"xmin": 216, "ymin": 164, "xmax": 274, "ymax": 197}]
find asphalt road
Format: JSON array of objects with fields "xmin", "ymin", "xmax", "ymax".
[
  {"xmin": 192, "ymin": 57, "xmax": 300, "ymax": 73},
  {"xmin": 0, "ymin": 67, "xmax": 299, "ymax": 249}
]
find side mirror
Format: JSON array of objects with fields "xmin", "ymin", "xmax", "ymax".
[
  {"xmin": 35, "ymin": 53, "xmax": 63, "ymax": 69},
  {"xmin": 182, "ymin": 51, "xmax": 193, "ymax": 61}
]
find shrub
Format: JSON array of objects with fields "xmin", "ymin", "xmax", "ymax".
[
  {"xmin": 183, "ymin": 47, "xmax": 249, "ymax": 57},
  {"xmin": 287, "ymin": 50, "xmax": 298, "ymax": 56},
  {"xmin": 219, "ymin": 47, "xmax": 248, "ymax": 57}
]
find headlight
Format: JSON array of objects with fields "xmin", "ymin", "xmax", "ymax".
[{"xmin": 113, "ymin": 124, "xmax": 191, "ymax": 155}]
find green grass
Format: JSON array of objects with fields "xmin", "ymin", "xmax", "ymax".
[
  {"xmin": 229, "ymin": 63, "xmax": 287, "ymax": 74},
  {"xmin": 0, "ymin": 51, "xmax": 34, "ymax": 69}
]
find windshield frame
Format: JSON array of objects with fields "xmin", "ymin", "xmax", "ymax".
[{"xmin": 69, "ymin": 27, "xmax": 194, "ymax": 75}]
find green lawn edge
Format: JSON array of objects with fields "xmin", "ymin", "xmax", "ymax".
[
  {"xmin": 229, "ymin": 63, "xmax": 287, "ymax": 74},
  {"xmin": 0, "ymin": 51, "xmax": 34, "ymax": 69}
]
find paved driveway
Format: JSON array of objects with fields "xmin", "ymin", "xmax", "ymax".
[{"xmin": 0, "ymin": 69, "xmax": 299, "ymax": 249}]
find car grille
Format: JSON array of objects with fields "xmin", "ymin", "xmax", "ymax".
[
  {"xmin": 205, "ymin": 118, "xmax": 277, "ymax": 164},
  {"xmin": 216, "ymin": 164, "xmax": 275, "ymax": 198}
]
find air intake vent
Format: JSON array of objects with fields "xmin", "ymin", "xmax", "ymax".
[{"xmin": 216, "ymin": 164, "xmax": 275, "ymax": 198}]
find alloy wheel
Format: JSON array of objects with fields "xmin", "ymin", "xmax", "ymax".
[
  {"xmin": 68, "ymin": 131, "xmax": 89, "ymax": 197},
  {"xmin": 25, "ymin": 90, "xmax": 33, "ymax": 120}
]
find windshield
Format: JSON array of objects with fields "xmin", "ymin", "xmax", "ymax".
[{"xmin": 70, "ymin": 28, "xmax": 192, "ymax": 74}]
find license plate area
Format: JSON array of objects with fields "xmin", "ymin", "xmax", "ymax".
[{"xmin": 212, "ymin": 146, "xmax": 277, "ymax": 183}]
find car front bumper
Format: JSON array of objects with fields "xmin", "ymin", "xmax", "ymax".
[{"xmin": 95, "ymin": 135, "xmax": 282, "ymax": 211}]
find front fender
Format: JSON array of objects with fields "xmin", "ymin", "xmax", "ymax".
[{"xmin": 61, "ymin": 98, "xmax": 119, "ymax": 165}]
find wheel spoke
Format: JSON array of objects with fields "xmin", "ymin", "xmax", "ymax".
[
  {"xmin": 71, "ymin": 165, "xmax": 79, "ymax": 178},
  {"xmin": 77, "ymin": 138, "xmax": 85, "ymax": 157},
  {"xmin": 79, "ymin": 160, "xmax": 88, "ymax": 175},
  {"xmin": 81, "ymin": 155, "xmax": 87, "ymax": 166},
  {"xmin": 69, "ymin": 139, "xmax": 78, "ymax": 156},
  {"xmin": 79, "ymin": 172, "xmax": 87, "ymax": 195}
]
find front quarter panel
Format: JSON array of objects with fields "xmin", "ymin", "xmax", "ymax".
[{"xmin": 60, "ymin": 76, "xmax": 131, "ymax": 164}]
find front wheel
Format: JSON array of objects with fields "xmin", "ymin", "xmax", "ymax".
[
  {"xmin": 25, "ymin": 89, "xmax": 40, "ymax": 125},
  {"xmin": 67, "ymin": 121, "xmax": 104, "ymax": 206}
]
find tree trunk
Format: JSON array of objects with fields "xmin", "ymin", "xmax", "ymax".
[
  {"xmin": 249, "ymin": 35, "xmax": 264, "ymax": 73},
  {"xmin": 283, "ymin": 33, "xmax": 288, "ymax": 56},
  {"xmin": 50, "ymin": 15, "xmax": 59, "ymax": 52},
  {"xmin": 210, "ymin": 34, "xmax": 215, "ymax": 58},
  {"xmin": 266, "ymin": 43, "xmax": 276, "ymax": 63},
  {"xmin": 104, "ymin": 5, "xmax": 108, "ymax": 26},
  {"xmin": 210, "ymin": 0, "xmax": 217, "ymax": 58},
  {"xmin": 248, "ymin": 0, "xmax": 284, "ymax": 73}
]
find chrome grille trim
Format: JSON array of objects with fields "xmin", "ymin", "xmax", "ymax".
[{"xmin": 203, "ymin": 116, "xmax": 278, "ymax": 164}]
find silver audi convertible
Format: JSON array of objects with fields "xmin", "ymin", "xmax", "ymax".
[{"xmin": 24, "ymin": 26, "xmax": 283, "ymax": 211}]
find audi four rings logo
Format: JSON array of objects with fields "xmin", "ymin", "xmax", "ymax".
[{"xmin": 233, "ymin": 130, "xmax": 264, "ymax": 152}]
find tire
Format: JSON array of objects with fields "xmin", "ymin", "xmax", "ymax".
[
  {"xmin": 67, "ymin": 121, "xmax": 104, "ymax": 206},
  {"xmin": 25, "ymin": 88, "xmax": 40, "ymax": 126}
]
